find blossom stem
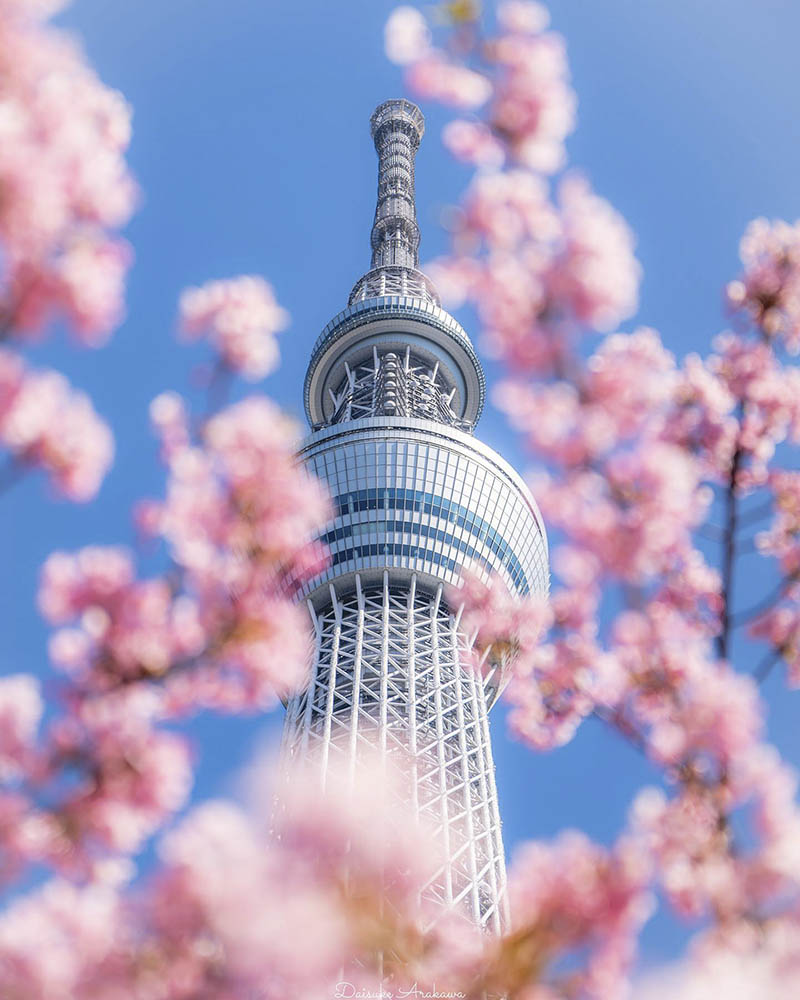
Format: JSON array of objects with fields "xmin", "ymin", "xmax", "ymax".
[
  {"xmin": 717, "ymin": 443, "xmax": 743, "ymax": 660},
  {"xmin": 0, "ymin": 457, "xmax": 27, "ymax": 496},
  {"xmin": 737, "ymin": 499, "xmax": 774, "ymax": 527},
  {"xmin": 753, "ymin": 647, "xmax": 782, "ymax": 684},
  {"xmin": 202, "ymin": 358, "xmax": 234, "ymax": 423}
]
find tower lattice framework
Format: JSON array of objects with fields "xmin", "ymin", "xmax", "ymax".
[{"xmin": 281, "ymin": 100, "xmax": 549, "ymax": 934}]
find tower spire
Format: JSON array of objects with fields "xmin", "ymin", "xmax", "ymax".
[
  {"xmin": 369, "ymin": 98, "xmax": 423, "ymax": 270},
  {"xmin": 349, "ymin": 100, "xmax": 440, "ymax": 306}
]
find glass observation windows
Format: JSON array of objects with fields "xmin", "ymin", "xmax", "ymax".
[{"xmin": 323, "ymin": 486, "xmax": 531, "ymax": 594}]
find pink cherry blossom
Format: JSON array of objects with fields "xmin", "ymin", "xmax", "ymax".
[
  {"xmin": 49, "ymin": 687, "xmax": 192, "ymax": 858},
  {"xmin": 0, "ymin": 349, "xmax": 113, "ymax": 500},
  {"xmin": 38, "ymin": 546, "xmax": 135, "ymax": 623},
  {"xmin": 0, "ymin": 5, "xmax": 136, "ymax": 344},
  {"xmin": 637, "ymin": 925, "xmax": 800, "ymax": 1000},
  {"xmin": 442, "ymin": 119, "xmax": 505, "ymax": 167},
  {"xmin": 497, "ymin": 1, "xmax": 551, "ymax": 34},
  {"xmin": 49, "ymin": 236, "xmax": 131, "ymax": 344},
  {"xmin": 149, "ymin": 800, "xmax": 352, "ymax": 999},
  {"xmin": 406, "ymin": 54, "xmax": 492, "ymax": 109},
  {"xmin": 431, "ymin": 172, "xmax": 639, "ymax": 373},
  {"xmin": 584, "ymin": 328, "xmax": 677, "ymax": 436},
  {"xmin": 647, "ymin": 662, "xmax": 761, "ymax": 770},
  {"xmin": 727, "ymin": 217, "xmax": 800, "ymax": 352},
  {"xmin": 662, "ymin": 352, "xmax": 737, "ymax": 481},
  {"xmin": 655, "ymin": 548, "xmax": 722, "ymax": 632},
  {"xmin": 488, "ymin": 26, "xmax": 575, "ymax": 172},
  {"xmin": 384, "ymin": 5, "xmax": 431, "ymax": 65},
  {"xmin": 631, "ymin": 787, "xmax": 739, "ymax": 919},
  {"xmin": 505, "ymin": 631, "xmax": 607, "ymax": 750},
  {"xmin": 33, "ymin": 382, "xmax": 329, "ymax": 716},
  {"xmin": 0, "ymin": 0, "xmax": 68, "ymax": 19},
  {"xmin": 148, "ymin": 391, "xmax": 191, "ymax": 460},
  {"xmin": 503, "ymin": 830, "xmax": 653, "ymax": 999},
  {"xmin": 0, "ymin": 879, "xmax": 123, "ymax": 999},
  {"xmin": 750, "ymin": 605, "xmax": 800, "ymax": 686},
  {"xmin": 149, "ymin": 394, "xmax": 330, "ymax": 590},
  {"xmin": 179, "ymin": 276, "xmax": 288, "ymax": 380},
  {"xmin": 455, "ymin": 169, "xmax": 560, "ymax": 252},
  {"xmin": 0, "ymin": 792, "xmax": 58, "ymax": 885},
  {"xmin": 534, "ymin": 443, "xmax": 706, "ymax": 583},
  {"xmin": 495, "ymin": 328, "xmax": 677, "ymax": 463},
  {"xmin": 452, "ymin": 566, "xmax": 551, "ymax": 673},
  {"xmin": 0, "ymin": 674, "xmax": 42, "ymax": 779},
  {"xmin": 709, "ymin": 332, "xmax": 800, "ymax": 488},
  {"xmin": 550, "ymin": 174, "xmax": 640, "ymax": 331}
]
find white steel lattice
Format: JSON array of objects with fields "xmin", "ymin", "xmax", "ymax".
[
  {"xmin": 326, "ymin": 347, "xmax": 467, "ymax": 428},
  {"xmin": 281, "ymin": 573, "xmax": 508, "ymax": 932}
]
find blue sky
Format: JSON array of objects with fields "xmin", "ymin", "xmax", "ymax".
[{"xmin": 4, "ymin": 0, "xmax": 800, "ymax": 969}]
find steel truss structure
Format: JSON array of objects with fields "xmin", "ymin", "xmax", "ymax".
[
  {"xmin": 282, "ymin": 99, "xmax": 549, "ymax": 934},
  {"xmin": 282, "ymin": 573, "xmax": 507, "ymax": 930}
]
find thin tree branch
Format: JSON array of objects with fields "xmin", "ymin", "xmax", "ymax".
[
  {"xmin": 753, "ymin": 647, "xmax": 783, "ymax": 684},
  {"xmin": 200, "ymin": 357, "xmax": 234, "ymax": 425},
  {"xmin": 736, "ymin": 499, "xmax": 774, "ymax": 528},
  {"xmin": 716, "ymin": 442, "xmax": 743, "ymax": 660},
  {"xmin": 0, "ymin": 457, "xmax": 28, "ymax": 496}
]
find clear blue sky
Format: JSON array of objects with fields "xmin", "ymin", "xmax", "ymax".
[{"xmin": 4, "ymin": 0, "xmax": 800, "ymax": 970}]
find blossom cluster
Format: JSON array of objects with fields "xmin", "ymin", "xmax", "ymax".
[
  {"xmin": 727, "ymin": 217, "xmax": 800, "ymax": 352},
  {"xmin": 0, "ymin": 755, "xmax": 486, "ymax": 999},
  {"xmin": 178, "ymin": 275, "xmax": 289, "ymax": 380},
  {"xmin": 0, "ymin": 347, "xmax": 113, "ymax": 499},
  {"xmin": 35, "ymin": 385, "xmax": 328, "ymax": 769},
  {"xmin": 387, "ymin": 1, "xmax": 575, "ymax": 172},
  {"xmin": 0, "ymin": 0, "xmax": 136, "ymax": 343},
  {"xmin": 0, "ymin": 0, "xmax": 137, "ymax": 499},
  {"xmin": 141, "ymin": 391, "xmax": 330, "ymax": 712},
  {"xmin": 0, "ymin": 268, "xmax": 330, "ymax": 895},
  {"xmin": 385, "ymin": 1, "xmax": 800, "ymax": 995}
]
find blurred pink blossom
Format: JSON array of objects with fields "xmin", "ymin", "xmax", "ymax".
[
  {"xmin": 406, "ymin": 54, "xmax": 492, "ymax": 109},
  {"xmin": 0, "ymin": 4, "xmax": 136, "ymax": 343},
  {"xmin": 727, "ymin": 217, "xmax": 800, "ymax": 352},
  {"xmin": 505, "ymin": 830, "xmax": 653, "ymax": 999},
  {"xmin": 384, "ymin": 5, "xmax": 431, "ymax": 65},
  {"xmin": 0, "ymin": 674, "xmax": 42, "ymax": 779},
  {"xmin": 0, "ymin": 349, "xmax": 113, "ymax": 499},
  {"xmin": 179, "ymin": 276, "xmax": 288, "ymax": 380}
]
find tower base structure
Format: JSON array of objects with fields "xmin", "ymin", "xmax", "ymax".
[{"xmin": 281, "ymin": 572, "xmax": 508, "ymax": 932}]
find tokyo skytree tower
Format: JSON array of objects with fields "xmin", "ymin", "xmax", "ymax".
[{"xmin": 281, "ymin": 99, "xmax": 549, "ymax": 933}]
